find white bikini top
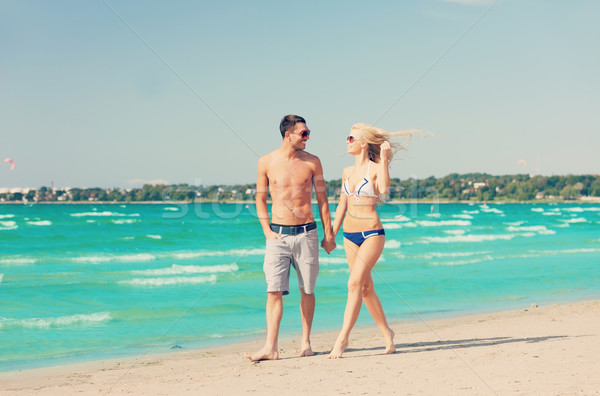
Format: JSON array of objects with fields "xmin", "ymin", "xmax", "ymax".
[{"xmin": 343, "ymin": 161, "xmax": 377, "ymax": 198}]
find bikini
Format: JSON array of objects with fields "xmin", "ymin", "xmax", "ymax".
[{"xmin": 342, "ymin": 161, "xmax": 385, "ymax": 246}]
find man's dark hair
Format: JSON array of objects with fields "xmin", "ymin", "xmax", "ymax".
[{"xmin": 279, "ymin": 115, "xmax": 306, "ymax": 138}]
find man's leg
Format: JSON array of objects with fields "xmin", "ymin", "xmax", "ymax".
[
  {"xmin": 299, "ymin": 289, "xmax": 315, "ymax": 356},
  {"xmin": 245, "ymin": 291, "xmax": 283, "ymax": 361}
]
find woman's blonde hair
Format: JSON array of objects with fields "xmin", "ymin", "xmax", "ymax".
[{"xmin": 351, "ymin": 123, "xmax": 421, "ymax": 163}]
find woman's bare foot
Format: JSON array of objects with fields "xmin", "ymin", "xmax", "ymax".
[
  {"xmin": 327, "ymin": 339, "xmax": 348, "ymax": 359},
  {"xmin": 244, "ymin": 346, "xmax": 278, "ymax": 361},
  {"xmin": 384, "ymin": 328, "xmax": 396, "ymax": 354}
]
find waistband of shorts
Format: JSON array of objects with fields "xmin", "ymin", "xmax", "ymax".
[{"xmin": 270, "ymin": 222, "xmax": 317, "ymax": 235}]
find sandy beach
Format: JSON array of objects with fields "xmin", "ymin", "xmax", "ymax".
[{"xmin": 1, "ymin": 299, "xmax": 598, "ymax": 395}]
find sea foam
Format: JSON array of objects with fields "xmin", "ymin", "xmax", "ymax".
[
  {"xmin": 0, "ymin": 257, "xmax": 36, "ymax": 265},
  {"xmin": 385, "ymin": 240, "xmax": 401, "ymax": 249},
  {"xmin": 26, "ymin": 220, "xmax": 52, "ymax": 226},
  {"xmin": 416, "ymin": 220, "xmax": 471, "ymax": 227},
  {"xmin": 170, "ymin": 248, "xmax": 265, "ymax": 259},
  {"xmin": 429, "ymin": 255, "xmax": 494, "ymax": 266},
  {"xmin": 320, "ymin": 257, "xmax": 349, "ymax": 264},
  {"xmin": 424, "ymin": 251, "xmax": 491, "ymax": 259},
  {"xmin": 506, "ymin": 225, "xmax": 556, "ymax": 235},
  {"xmin": 0, "ymin": 214, "xmax": 15, "ymax": 219},
  {"xmin": 74, "ymin": 253, "xmax": 156, "ymax": 263},
  {"xmin": 120, "ymin": 275, "xmax": 217, "ymax": 287},
  {"xmin": 0, "ymin": 221, "xmax": 18, "ymax": 230},
  {"xmin": 0, "ymin": 312, "xmax": 111, "ymax": 329},
  {"xmin": 452, "ymin": 214, "xmax": 474, "ymax": 219},
  {"xmin": 131, "ymin": 264, "xmax": 238, "ymax": 276},
  {"xmin": 421, "ymin": 234, "xmax": 514, "ymax": 243},
  {"xmin": 71, "ymin": 211, "xmax": 140, "ymax": 217}
]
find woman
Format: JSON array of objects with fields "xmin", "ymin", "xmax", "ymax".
[{"xmin": 328, "ymin": 123, "xmax": 416, "ymax": 359}]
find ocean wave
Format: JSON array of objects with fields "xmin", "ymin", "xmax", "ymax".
[
  {"xmin": 146, "ymin": 234, "xmax": 162, "ymax": 239},
  {"xmin": 164, "ymin": 207, "xmax": 181, "ymax": 211},
  {"xmin": 542, "ymin": 212, "xmax": 561, "ymax": 216},
  {"xmin": 424, "ymin": 251, "xmax": 491, "ymax": 259},
  {"xmin": 462, "ymin": 210, "xmax": 479, "ymax": 214},
  {"xmin": 0, "ymin": 274, "xmax": 3, "ymax": 283},
  {"xmin": 112, "ymin": 219, "xmax": 139, "ymax": 224},
  {"xmin": 381, "ymin": 215, "xmax": 411, "ymax": 222},
  {"xmin": 561, "ymin": 217, "xmax": 588, "ymax": 224},
  {"xmin": 322, "ymin": 268, "xmax": 350, "ymax": 274},
  {"xmin": 426, "ymin": 213, "xmax": 441, "ymax": 218},
  {"xmin": 416, "ymin": 220, "xmax": 471, "ymax": 227},
  {"xmin": 0, "ymin": 214, "xmax": 15, "ymax": 219},
  {"xmin": 384, "ymin": 223, "xmax": 402, "ymax": 229},
  {"xmin": 566, "ymin": 206, "xmax": 600, "ymax": 213},
  {"xmin": 0, "ymin": 257, "xmax": 36, "ymax": 265},
  {"xmin": 26, "ymin": 220, "xmax": 52, "ymax": 226},
  {"xmin": 421, "ymin": 234, "xmax": 514, "ymax": 243},
  {"xmin": 385, "ymin": 240, "xmax": 401, "ymax": 249},
  {"xmin": 71, "ymin": 211, "xmax": 140, "ymax": 217},
  {"xmin": 131, "ymin": 263, "xmax": 238, "ymax": 276},
  {"xmin": 506, "ymin": 225, "xmax": 554, "ymax": 234},
  {"xmin": 170, "ymin": 248, "xmax": 265, "ymax": 259},
  {"xmin": 531, "ymin": 208, "xmax": 544, "ymax": 212},
  {"xmin": 537, "ymin": 248, "xmax": 600, "ymax": 255},
  {"xmin": 320, "ymin": 257, "xmax": 348, "ymax": 264},
  {"xmin": 0, "ymin": 312, "xmax": 111, "ymax": 329},
  {"xmin": 443, "ymin": 229, "xmax": 466, "ymax": 235},
  {"xmin": 73, "ymin": 253, "xmax": 156, "ymax": 263},
  {"xmin": 452, "ymin": 214, "xmax": 473, "ymax": 219},
  {"xmin": 480, "ymin": 207, "xmax": 503, "ymax": 214},
  {"xmin": 120, "ymin": 275, "xmax": 217, "ymax": 287},
  {"xmin": 429, "ymin": 255, "xmax": 494, "ymax": 266},
  {"xmin": 0, "ymin": 221, "xmax": 18, "ymax": 230}
]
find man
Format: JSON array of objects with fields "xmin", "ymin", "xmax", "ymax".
[{"xmin": 245, "ymin": 115, "xmax": 336, "ymax": 361}]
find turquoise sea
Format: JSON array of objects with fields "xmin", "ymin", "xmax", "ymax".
[{"xmin": 1, "ymin": 202, "xmax": 599, "ymax": 371}]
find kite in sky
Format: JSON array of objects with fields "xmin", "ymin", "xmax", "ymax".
[{"xmin": 4, "ymin": 158, "xmax": 15, "ymax": 171}]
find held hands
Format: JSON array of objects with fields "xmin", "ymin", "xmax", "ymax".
[
  {"xmin": 380, "ymin": 141, "xmax": 391, "ymax": 164},
  {"xmin": 320, "ymin": 236, "xmax": 336, "ymax": 254}
]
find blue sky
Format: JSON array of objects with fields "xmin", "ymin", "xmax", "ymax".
[{"xmin": 1, "ymin": 0, "xmax": 598, "ymax": 188}]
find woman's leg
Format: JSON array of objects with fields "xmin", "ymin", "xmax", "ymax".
[
  {"xmin": 361, "ymin": 273, "xmax": 396, "ymax": 353},
  {"xmin": 328, "ymin": 235, "xmax": 386, "ymax": 358}
]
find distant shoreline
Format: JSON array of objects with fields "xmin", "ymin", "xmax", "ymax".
[{"xmin": 1, "ymin": 198, "xmax": 600, "ymax": 205}]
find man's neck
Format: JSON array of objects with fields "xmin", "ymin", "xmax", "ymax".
[{"xmin": 280, "ymin": 142, "xmax": 303, "ymax": 159}]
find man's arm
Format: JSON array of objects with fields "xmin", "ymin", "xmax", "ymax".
[
  {"xmin": 257, "ymin": 157, "xmax": 282, "ymax": 241},
  {"xmin": 312, "ymin": 157, "xmax": 335, "ymax": 253}
]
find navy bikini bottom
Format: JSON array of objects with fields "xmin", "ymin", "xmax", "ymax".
[{"xmin": 343, "ymin": 229, "xmax": 385, "ymax": 246}]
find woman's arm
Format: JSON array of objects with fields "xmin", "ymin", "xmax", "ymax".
[
  {"xmin": 376, "ymin": 141, "xmax": 392, "ymax": 195},
  {"xmin": 332, "ymin": 169, "xmax": 349, "ymax": 238}
]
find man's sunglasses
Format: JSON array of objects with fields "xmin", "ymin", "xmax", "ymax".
[
  {"xmin": 346, "ymin": 135, "xmax": 356, "ymax": 143},
  {"xmin": 294, "ymin": 130, "xmax": 310, "ymax": 139}
]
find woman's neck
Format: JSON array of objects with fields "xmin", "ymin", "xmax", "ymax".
[{"xmin": 353, "ymin": 151, "xmax": 370, "ymax": 167}]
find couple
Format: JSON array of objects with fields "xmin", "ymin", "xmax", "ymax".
[{"xmin": 246, "ymin": 115, "xmax": 412, "ymax": 360}]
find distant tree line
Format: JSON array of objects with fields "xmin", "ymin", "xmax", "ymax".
[{"xmin": 1, "ymin": 174, "xmax": 599, "ymax": 203}]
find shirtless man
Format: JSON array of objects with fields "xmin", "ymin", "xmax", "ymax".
[{"xmin": 245, "ymin": 115, "xmax": 336, "ymax": 361}]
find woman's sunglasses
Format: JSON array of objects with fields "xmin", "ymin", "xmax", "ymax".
[{"xmin": 346, "ymin": 135, "xmax": 356, "ymax": 143}]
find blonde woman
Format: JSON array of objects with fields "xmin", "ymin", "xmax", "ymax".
[{"xmin": 328, "ymin": 123, "xmax": 417, "ymax": 359}]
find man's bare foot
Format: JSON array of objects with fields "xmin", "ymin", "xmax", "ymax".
[
  {"xmin": 300, "ymin": 341, "xmax": 314, "ymax": 357},
  {"xmin": 384, "ymin": 328, "xmax": 396, "ymax": 354},
  {"xmin": 327, "ymin": 339, "xmax": 348, "ymax": 359},
  {"xmin": 244, "ymin": 347, "xmax": 278, "ymax": 361}
]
